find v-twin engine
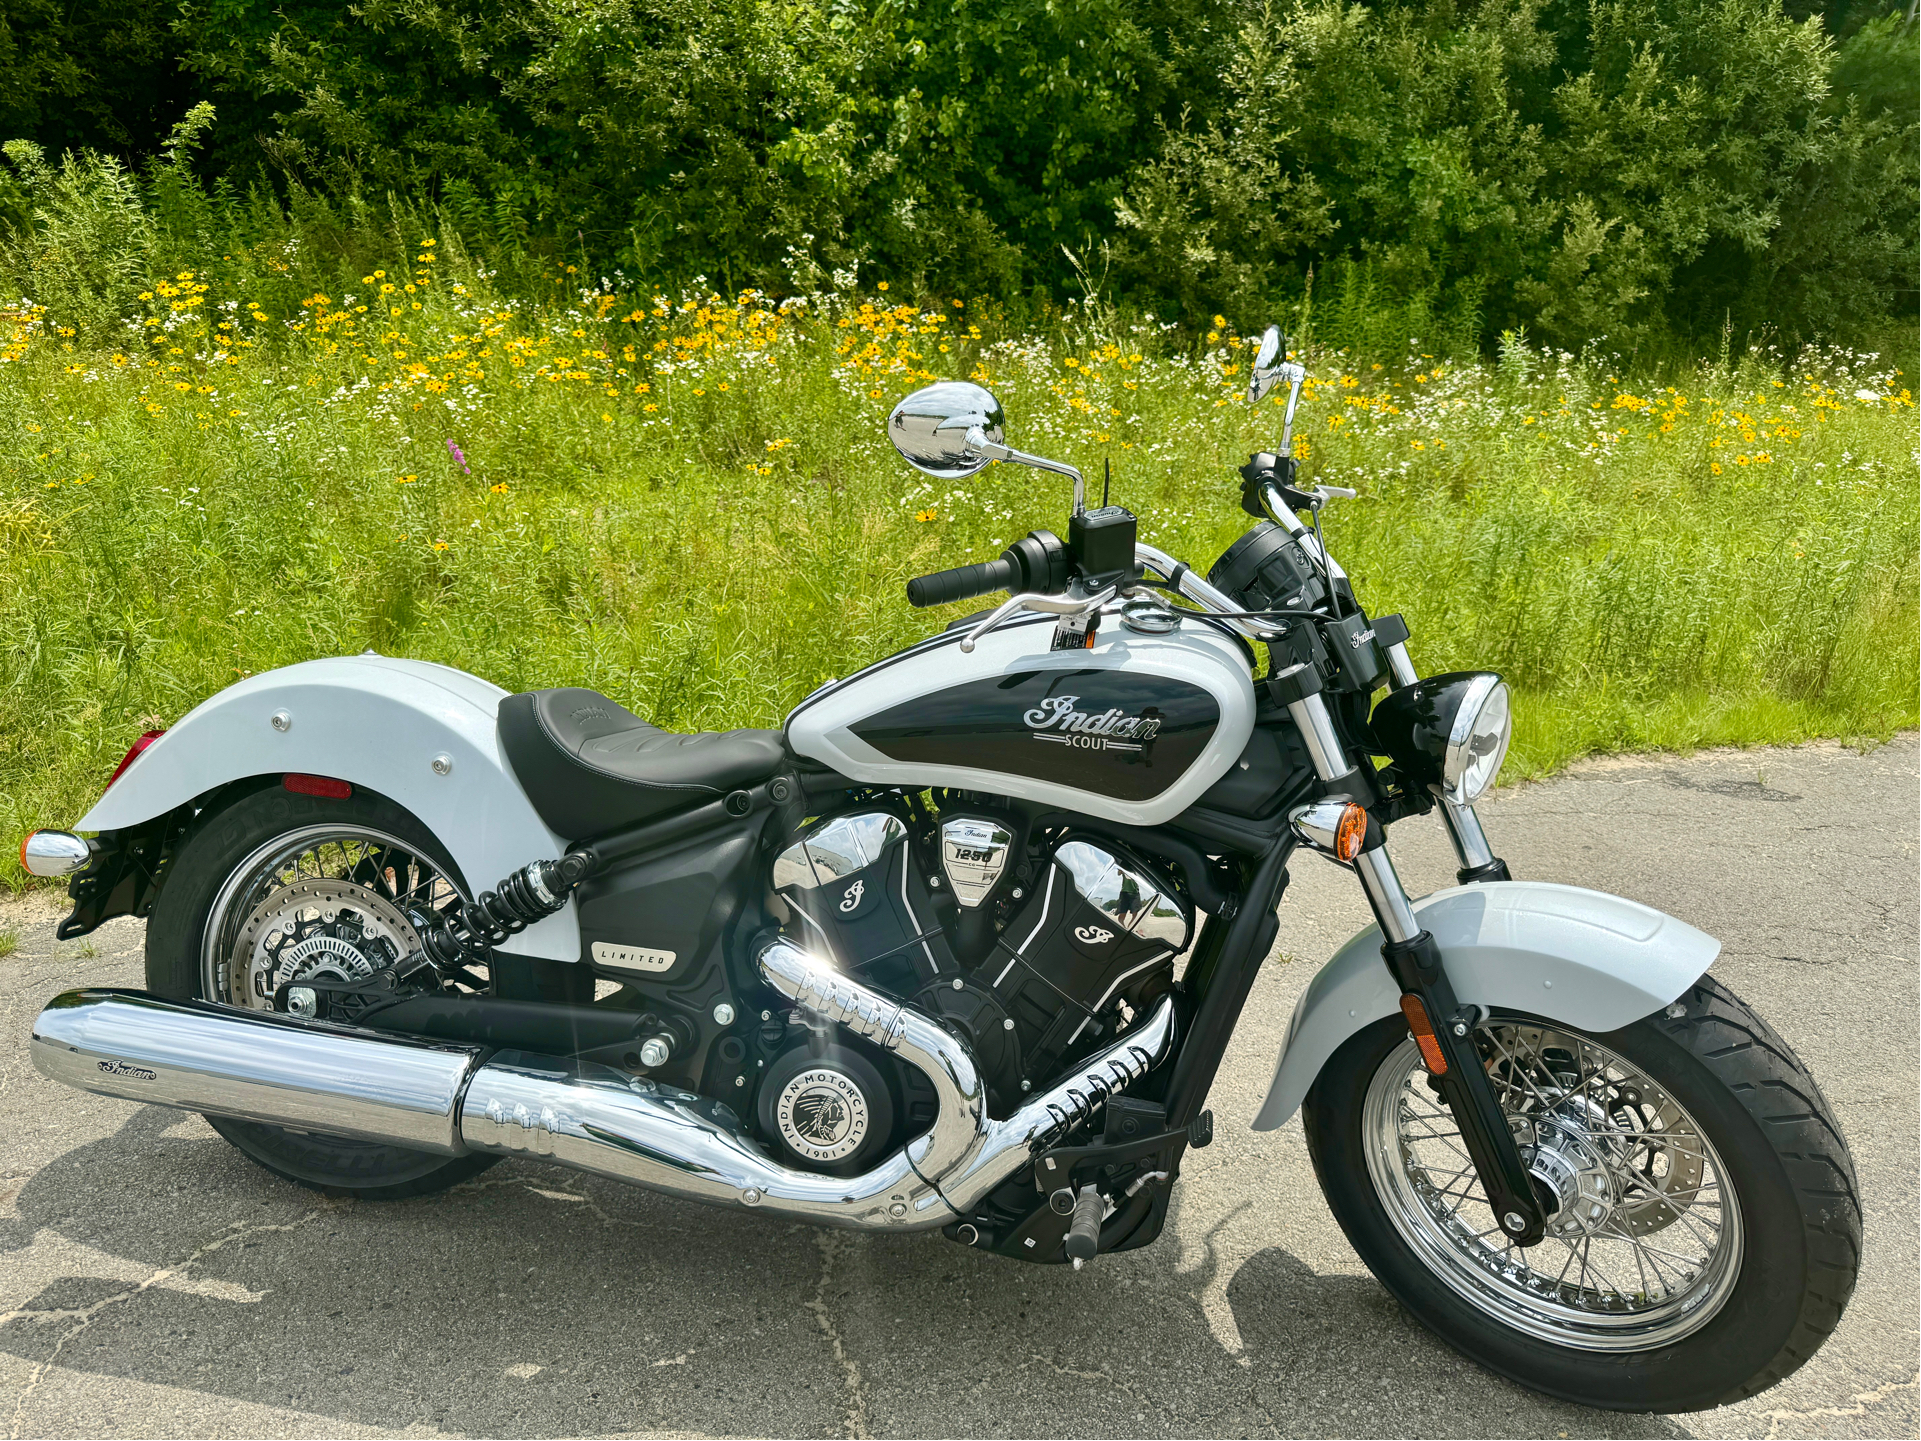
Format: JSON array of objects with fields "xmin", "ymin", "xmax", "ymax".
[{"xmin": 29, "ymin": 941, "xmax": 1175, "ymax": 1231}]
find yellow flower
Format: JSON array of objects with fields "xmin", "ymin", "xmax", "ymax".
[
  {"xmin": 432, "ymin": 541, "xmax": 450, "ymax": 552},
  {"xmin": 1064, "ymin": 357, "xmax": 1079, "ymax": 369},
  {"xmin": 915, "ymin": 508, "xmax": 937, "ymax": 522},
  {"xmin": 877, "ymin": 282, "xmax": 890, "ymax": 292},
  {"xmin": 602, "ymin": 413, "xmax": 613, "ymax": 423},
  {"xmin": 491, "ymin": 482, "xmax": 509, "ymax": 494},
  {"xmin": 1212, "ymin": 315, "xmax": 1226, "ymax": 329}
]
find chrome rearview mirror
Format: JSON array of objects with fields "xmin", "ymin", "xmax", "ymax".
[
  {"xmin": 888, "ymin": 381, "xmax": 1089, "ymax": 512},
  {"xmin": 887, "ymin": 381, "xmax": 1006, "ymax": 481},
  {"xmin": 1249, "ymin": 326, "xmax": 1285, "ymax": 403}
]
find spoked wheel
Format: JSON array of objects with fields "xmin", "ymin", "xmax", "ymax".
[
  {"xmin": 1304, "ymin": 975, "xmax": 1860, "ymax": 1412},
  {"xmin": 200, "ymin": 823, "xmax": 454, "ymax": 1012},
  {"xmin": 1366, "ymin": 1021, "xmax": 1743, "ymax": 1349},
  {"xmin": 146, "ymin": 784, "xmax": 500, "ymax": 1198}
]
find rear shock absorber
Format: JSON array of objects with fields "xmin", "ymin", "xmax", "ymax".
[{"xmin": 408, "ymin": 852, "xmax": 596, "ymax": 971}]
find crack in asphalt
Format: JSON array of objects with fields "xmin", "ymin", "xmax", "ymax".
[
  {"xmin": 3, "ymin": 1209, "xmax": 322, "ymax": 1440},
  {"xmin": 1756, "ymin": 1371, "xmax": 1919, "ymax": 1440},
  {"xmin": 804, "ymin": 1230, "xmax": 872, "ymax": 1440}
]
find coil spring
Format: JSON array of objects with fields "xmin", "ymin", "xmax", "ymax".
[{"xmin": 413, "ymin": 855, "xmax": 589, "ymax": 970}]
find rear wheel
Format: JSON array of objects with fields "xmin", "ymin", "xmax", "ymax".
[
  {"xmin": 1303, "ymin": 974, "xmax": 1860, "ymax": 1412},
  {"xmin": 146, "ymin": 784, "xmax": 500, "ymax": 1199}
]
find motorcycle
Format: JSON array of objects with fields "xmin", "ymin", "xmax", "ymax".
[{"xmin": 23, "ymin": 329, "xmax": 1858, "ymax": 1413}]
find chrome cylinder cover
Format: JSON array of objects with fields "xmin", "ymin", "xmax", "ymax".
[{"xmin": 770, "ymin": 807, "xmax": 956, "ymax": 986}]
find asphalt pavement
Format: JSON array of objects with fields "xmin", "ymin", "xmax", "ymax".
[{"xmin": 1, "ymin": 735, "xmax": 1915, "ymax": 1439}]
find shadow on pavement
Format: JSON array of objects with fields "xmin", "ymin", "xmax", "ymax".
[{"xmin": 1, "ymin": 1106, "xmax": 1687, "ymax": 1439}]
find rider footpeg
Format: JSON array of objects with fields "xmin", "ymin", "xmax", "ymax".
[{"xmin": 1064, "ymin": 1185, "xmax": 1104, "ymax": 1269}]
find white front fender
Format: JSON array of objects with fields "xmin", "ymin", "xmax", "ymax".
[
  {"xmin": 1252, "ymin": 881, "xmax": 1719, "ymax": 1129},
  {"xmin": 77, "ymin": 655, "xmax": 579, "ymax": 962}
]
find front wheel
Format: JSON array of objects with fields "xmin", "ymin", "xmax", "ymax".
[{"xmin": 1303, "ymin": 974, "xmax": 1860, "ymax": 1413}]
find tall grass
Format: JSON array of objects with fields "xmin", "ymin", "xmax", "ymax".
[{"xmin": 0, "ymin": 221, "xmax": 1913, "ymax": 883}]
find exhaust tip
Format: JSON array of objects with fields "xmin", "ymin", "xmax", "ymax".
[{"xmin": 20, "ymin": 830, "xmax": 93, "ymax": 878}]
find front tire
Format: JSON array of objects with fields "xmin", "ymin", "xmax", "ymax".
[
  {"xmin": 1303, "ymin": 974, "xmax": 1860, "ymax": 1412},
  {"xmin": 146, "ymin": 784, "xmax": 500, "ymax": 1200}
]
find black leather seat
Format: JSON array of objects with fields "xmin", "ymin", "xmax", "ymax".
[{"xmin": 497, "ymin": 687, "xmax": 787, "ymax": 841}]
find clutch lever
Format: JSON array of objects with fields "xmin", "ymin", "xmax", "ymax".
[{"xmin": 958, "ymin": 585, "xmax": 1119, "ymax": 654}]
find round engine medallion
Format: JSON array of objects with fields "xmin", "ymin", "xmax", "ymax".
[{"xmin": 774, "ymin": 1067, "xmax": 870, "ymax": 1163}]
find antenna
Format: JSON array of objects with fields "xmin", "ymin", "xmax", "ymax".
[{"xmin": 1102, "ymin": 456, "xmax": 1111, "ymax": 509}]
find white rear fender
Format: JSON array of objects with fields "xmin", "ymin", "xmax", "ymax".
[
  {"xmin": 1252, "ymin": 881, "xmax": 1719, "ymax": 1129},
  {"xmin": 78, "ymin": 655, "xmax": 579, "ymax": 962}
]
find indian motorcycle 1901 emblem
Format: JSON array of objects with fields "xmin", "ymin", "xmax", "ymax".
[
  {"xmin": 1023, "ymin": 696, "xmax": 1162, "ymax": 753},
  {"xmin": 775, "ymin": 1067, "xmax": 871, "ymax": 1163}
]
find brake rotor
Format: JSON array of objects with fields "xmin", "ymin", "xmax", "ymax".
[
  {"xmin": 232, "ymin": 878, "xmax": 422, "ymax": 1010},
  {"xmin": 1492, "ymin": 1024, "xmax": 1706, "ymax": 1239},
  {"xmin": 1607, "ymin": 1086, "xmax": 1707, "ymax": 1237}
]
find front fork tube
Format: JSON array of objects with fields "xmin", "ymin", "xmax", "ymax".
[
  {"xmin": 1287, "ymin": 685, "xmax": 1546, "ymax": 1245},
  {"xmin": 1380, "ymin": 922, "xmax": 1546, "ymax": 1245},
  {"xmin": 1382, "ymin": 639, "xmax": 1511, "ymax": 885}
]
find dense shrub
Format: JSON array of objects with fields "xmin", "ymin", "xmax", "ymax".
[{"xmin": 0, "ymin": 0, "xmax": 1912, "ymax": 347}]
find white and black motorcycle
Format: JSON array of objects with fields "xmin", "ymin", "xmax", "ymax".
[{"xmin": 24, "ymin": 331, "xmax": 1858, "ymax": 1412}]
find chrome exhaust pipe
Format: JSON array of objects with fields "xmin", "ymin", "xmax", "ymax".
[
  {"xmin": 30, "ymin": 942, "xmax": 1177, "ymax": 1231},
  {"xmin": 29, "ymin": 988, "xmax": 481, "ymax": 1153}
]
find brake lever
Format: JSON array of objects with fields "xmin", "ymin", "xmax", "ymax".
[{"xmin": 958, "ymin": 585, "xmax": 1119, "ymax": 654}]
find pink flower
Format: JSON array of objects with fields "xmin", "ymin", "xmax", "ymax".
[{"xmin": 447, "ymin": 439, "xmax": 469, "ymax": 473}]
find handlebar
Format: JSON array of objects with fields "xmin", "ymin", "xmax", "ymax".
[
  {"xmin": 906, "ymin": 556, "xmax": 1020, "ymax": 609},
  {"xmin": 905, "ymin": 530, "xmax": 1073, "ymax": 609}
]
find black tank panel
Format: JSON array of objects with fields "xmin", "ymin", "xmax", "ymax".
[{"xmin": 849, "ymin": 668, "xmax": 1218, "ymax": 803}]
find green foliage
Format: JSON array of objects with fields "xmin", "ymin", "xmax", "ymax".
[
  {"xmin": 0, "ymin": 0, "xmax": 1907, "ymax": 347},
  {"xmin": 0, "ymin": 236, "xmax": 1912, "ymax": 880}
]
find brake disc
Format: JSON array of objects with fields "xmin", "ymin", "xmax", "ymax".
[{"xmin": 232, "ymin": 878, "xmax": 422, "ymax": 1010}]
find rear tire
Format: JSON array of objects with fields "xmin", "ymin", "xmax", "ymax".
[
  {"xmin": 146, "ymin": 784, "xmax": 500, "ymax": 1200},
  {"xmin": 1303, "ymin": 974, "xmax": 1860, "ymax": 1412}
]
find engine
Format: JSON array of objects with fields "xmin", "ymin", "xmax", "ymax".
[{"xmin": 765, "ymin": 804, "xmax": 1193, "ymax": 1167}]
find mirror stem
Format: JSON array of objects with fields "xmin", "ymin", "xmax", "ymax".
[
  {"xmin": 1276, "ymin": 362, "xmax": 1307, "ymax": 457},
  {"xmin": 966, "ymin": 426, "xmax": 1086, "ymax": 514}
]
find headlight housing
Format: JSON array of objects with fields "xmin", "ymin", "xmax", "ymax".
[{"xmin": 1368, "ymin": 671, "xmax": 1512, "ymax": 805}]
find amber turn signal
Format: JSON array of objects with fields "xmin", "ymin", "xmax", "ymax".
[
  {"xmin": 1333, "ymin": 803, "xmax": 1368, "ymax": 862},
  {"xmin": 1399, "ymin": 993, "xmax": 1449, "ymax": 1075}
]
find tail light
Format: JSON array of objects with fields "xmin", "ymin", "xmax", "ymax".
[
  {"xmin": 284, "ymin": 773, "xmax": 353, "ymax": 799},
  {"xmin": 107, "ymin": 729, "xmax": 167, "ymax": 788}
]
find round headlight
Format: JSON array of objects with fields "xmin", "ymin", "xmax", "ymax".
[
  {"xmin": 1443, "ymin": 674, "xmax": 1511, "ymax": 804},
  {"xmin": 1366, "ymin": 670, "xmax": 1513, "ymax": 806}
]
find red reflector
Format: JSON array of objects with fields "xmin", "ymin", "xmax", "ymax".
[
  {"xmin": 1399, "ymin": 994, "xmax": 1449, "ymax": 1075},
  {"xmin": 107, "ymin": 730, "xmax": 167, "ymax": 788},
  {"xmin": 284, "ymin": 773, "xmax": 353, "ymax": 799}
]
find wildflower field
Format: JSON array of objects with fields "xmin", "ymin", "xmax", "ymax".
[{"xmin": 1, "ymin": 238, "xmax": 1914, "ymax": 873}]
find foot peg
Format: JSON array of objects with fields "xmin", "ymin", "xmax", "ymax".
[{"xmin": 1064, "ymin": 1185, "xmax": 1103, "ymax": 1270}]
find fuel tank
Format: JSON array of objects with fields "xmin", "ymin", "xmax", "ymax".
[{"xmin": 784, "ymin": 613, "xmax": 1257, "ymax": 827}]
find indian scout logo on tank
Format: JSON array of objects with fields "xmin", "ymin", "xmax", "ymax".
[{"xmin": 1023, "ymin": 696, "xmax": 1163, "ymax": 752}]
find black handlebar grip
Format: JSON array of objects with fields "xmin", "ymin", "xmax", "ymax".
[{"xmin": 906, "ymin": 555, "xmax": 1019, "ymax": 608}]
